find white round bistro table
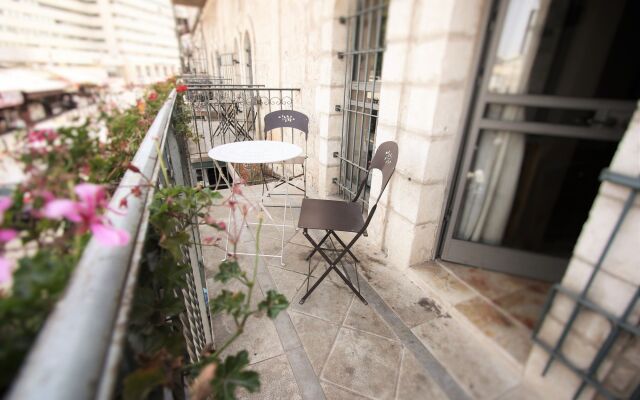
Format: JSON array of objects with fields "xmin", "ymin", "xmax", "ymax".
[{"xmin": 208, "ymin": 140, "xmax": 303, "ymax": 264}]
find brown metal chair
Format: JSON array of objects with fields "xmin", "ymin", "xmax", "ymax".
[
  {"xmin": 297, "ymin": 141, "xmax": 398, "ymax": 305},
  {"xmin": 261, "ymin": 110, "xmax": 309, "ymax": 197}
]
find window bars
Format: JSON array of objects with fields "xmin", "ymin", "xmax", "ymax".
[
  {"xmin": 336, "ymin": 0, "xmax": 388, "ymax": 208},
  {"xmin": 531, "ymin": 169, "xmax": 640, "ymax": 400}
]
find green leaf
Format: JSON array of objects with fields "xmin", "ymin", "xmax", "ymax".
[
  {"xmin": 214, "ymin": 260, "xmax": 244, "ymax": 283},
  {"xmin": 122, "ymin": 365, "xmax": 165, "ymax": 400},
  {"xmin": 211, "ymin": 351, "xmax": 260, "ymax": 400},
  {"xmin": 159, "ymin": 231, "xmax": 190, "ymax": 260},
  {"xmin": 210, "ymin": 290, "xmax": 245, "ymax": 317},
  {"xmin": 258, "ymin": 290, "xmax": 289, "ymax": 319}
]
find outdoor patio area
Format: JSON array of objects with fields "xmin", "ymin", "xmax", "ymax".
[{"xmin": 200, "ymin": 185, "xmax": 542, "ymax": 400}]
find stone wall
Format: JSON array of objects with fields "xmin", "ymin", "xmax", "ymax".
[
  {"xmin": 524, "ymin": 104, "xmax": 640, "ymax": 399},
  {"xmin": 194, "ymin": 0, "xmax": 355, "ymax": 197},
  {"xmin": 367, "ymin": 0, "xmax": 489, "ymax": 268}
]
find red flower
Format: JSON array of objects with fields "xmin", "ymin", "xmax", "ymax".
[
  {"xmin": 176, "ymin": 84, "xmax": 188, "ymax": 93},
  {"xmin": 148, "ymin": 91, "xmax": 158, "ymax": 101}
]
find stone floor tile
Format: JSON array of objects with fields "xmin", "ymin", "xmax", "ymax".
[
  {"xmin": 290, "ymin": 311, "xmax": 340, "ymax": 374},
  {"xmin": 212, "ymin": 287, "xmax": 285, "ymax": 365},
  {"xmin": 493, "ymin": 383, "xmax": 543, "ymax": 400},
  {"xmin": 396, "ymin": 348, "xmax": 450, "ymax": 400},
  {"xmin": 322, "ymin": 328, "xmax": 403, "ymax": 400},
  {"xmin": 343, "ymin": 296, "xmax": 397, "ymax": 340},
  {"xmin": 455, "ymin": 296, "xmax": 532, "ymax": 364},
  {"xmin": 412, "ymin": 317, "xmax": 520, "ymax": 400},
  {"xmin": 412, "ymin": 262, "xmax": 477, "ymax": 305},
  {"xmin": 440, "ymin": 262, "xmax": 532, "ymax": 300},
  {"xmin": 358, "ymin": 257, "xmax": 440, "ymax": 328},
  {"xmin": 237, "ymin": 354, "xmax": 302, "ymax": 400},
  {"xmin": 268, "ymin": 266, "xmax": 307, "ymax": 301},
  {"xmin": 493, "ymin": 285, "xmax": 550, "ymax": 330},
  {"xmin": 291, "ymin": 275, "xmax": 354, "ymax": 324},
  {"xmin": 320, "ymin": 381, "xmax": 372, "ymax": 400}
]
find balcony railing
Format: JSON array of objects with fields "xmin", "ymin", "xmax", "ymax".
[{"xmin": 7, "ymin": 90, "xmax": 212, "ymax": 399}]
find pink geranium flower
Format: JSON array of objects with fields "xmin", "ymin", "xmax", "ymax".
[{"xmin": 43, "ymin": 183, "xmax": 130, "ymax": 247}]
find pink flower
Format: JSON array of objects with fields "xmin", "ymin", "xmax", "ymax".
[
  {"xmin": 148, "ymin": 91, "xmax": 158, "ymax": 101},
  {"xmin": 0, "ymin": 257, "xmax": 12, "ymax": 285},
  {"xmin": 27, "ymin": 129, "xmax": 58, "ymax": 144},
  {"xmin": 0, "ymin": 229, "xmax": 17, "ymax": 242},
  {"xmin": 176, "ymin": 85, "xmax": 188, "ymax": 93},
  {"xmin": 43, "ymin": 183, "xmax": 130, "ymax": 247}
]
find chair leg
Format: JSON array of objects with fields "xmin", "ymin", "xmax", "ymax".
[
  {"xmin": 329, "ymin": 231, "xmax": 360, "ymax": 264},
  {"xmin": 300, "ymin": 229, "xmax": 367, "ymax": 305},
  {"xmin": 305, "ymin": 230, "xmax": 331, "ymax": 261}
]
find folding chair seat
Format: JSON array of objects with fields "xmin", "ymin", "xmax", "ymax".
[{"xmin": 297, "ymin": 141, "xmax": 398, "ymax": 306}]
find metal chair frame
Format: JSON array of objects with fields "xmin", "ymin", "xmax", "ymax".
[
  {"xmin": 261, "ymin": 110, "xmax": 309, "ymax": 199},
  {"xmin": 298, "ymin": 141, "xmax": 398, "ymax": 305}
]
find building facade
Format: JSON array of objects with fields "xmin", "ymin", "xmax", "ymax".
[
  {"xmin": 193, "ymin": 0, "xmax": 639, "ymax": 398},
  {"xmin": 0, "ymin": 0, "xmax": 181, "ymax": 84}
]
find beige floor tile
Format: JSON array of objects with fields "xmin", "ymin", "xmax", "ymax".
[
  {"xmin": 343, "ymin": 297, "xmax": 397, "ymax": 340},
  {"xmin": 268, "ymin": 266, "xmax": 307, "ymax": 301},
  {"xmin": 212, "ymin": 287, "xmax": 285, "ymax": 365},
  {"xmin": 290, "ymin": 311, "xmax": 340, "ymax": 374},
  {"xmin": 493, "ymin": 285, "xmax": 549, "ymax": 330},
  {"xmin": 441, "ymin": 262, "xmax": 532, "ymax": 300},
  {"xmin": 320, "ymin": 381, "xmax": 372, "ymax": 400},
  {"xmin": 322, "ymin": 328, "xmax": 403, "ymax": 400},
  {"xmin": 412, "ymin": 262, "xmax": 477, "ymax": 305},
  {"xmin": 494, "ymin": 383, "xmax": 543, "ymax": 400},
  {"xmin": 412, "ymin": 317, "xmax": 520, "ymax": 400},
  {"xmin": 455, "ymin": 296, "xmax": 532, "ymax": 364},
  {"xmin": 359, "ymin": 258, "xmax": 440, "ymax": 328},
  {"xmin": 291, "ymin": 275, "xmax": 354, "ymax": 324},
  {"xmin": 238, "ymin": 354, "xmax": 302, "ymax": 400},
  {"xmin": 396, "ymin": 348, "xmax": 450, "ymax": 400}
]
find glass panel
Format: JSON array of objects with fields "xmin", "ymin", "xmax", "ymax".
[
  {"xmin": 454, "ymin": 130, "xmax": 617, "ymax": 257},
  {"xmin": 490, "ymin": 0, "xmax": 640, "ymax": 100}
]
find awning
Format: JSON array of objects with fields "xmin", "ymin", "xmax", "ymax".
[
  {"xmin": 48, "ymin": 67, "xmax": 109, "ymax": 87},
  {"xmin": 0, "ymin": 68, "xmax": 72, "ymax": 95}
]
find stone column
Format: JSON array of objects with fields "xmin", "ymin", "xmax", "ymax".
[{"xmin": 369, "ymin": 0, "xmax": 489, "ymax": 268}]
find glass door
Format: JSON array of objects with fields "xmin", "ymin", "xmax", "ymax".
[{"xmin": 441, "ymin": 0, "xmax": 639, "ymax": 281}]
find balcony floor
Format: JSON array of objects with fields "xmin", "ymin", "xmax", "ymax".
[{"xmin": 201, "ymin": 185, "xmax": 542, "ymax": 400}]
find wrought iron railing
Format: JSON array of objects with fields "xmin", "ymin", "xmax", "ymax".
[
  {"xmin": 7, "ymin": 90, "xmax": 212, "ymax": 399},
  {"xmin": 182, "ymin": 84, "xmax": 302, "ymax": 188},
  {"xmin": 532, "ymin": 169, "xmax": 640, "ymax": 400}
]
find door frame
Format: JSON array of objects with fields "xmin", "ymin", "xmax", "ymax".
[{"xmin": 436, "ymin": 0, "xmax": 636, "ymax": 282}]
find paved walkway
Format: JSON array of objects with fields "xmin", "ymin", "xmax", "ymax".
[{"xmin": 201, "ymin": 192, "xmax": 540, "ymax": 400}]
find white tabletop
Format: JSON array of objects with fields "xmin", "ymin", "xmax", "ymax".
[{"xmin": 208, "ymin": 140, "xmax": 302, "ymax": 164}]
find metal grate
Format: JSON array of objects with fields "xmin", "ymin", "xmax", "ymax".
[
  {"xmin": 532, "ymin": 169, "xmax": 640, "ymax": 400},
  {"xmin": 336, "ymin": 0, "xmax": 388, "ymax": 206}
]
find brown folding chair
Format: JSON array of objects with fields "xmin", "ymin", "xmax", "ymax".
[
  {"xmin": 261, "ymin": 110, "xmax": 309, "ymax": 197},
  {"xmin": 297, "ymin": 141, "xmax": 398, "ymax": 305}
]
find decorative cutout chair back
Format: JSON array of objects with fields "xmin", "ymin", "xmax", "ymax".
[
  {"xmin": 263, "ymin": 110, "xmax": 309, "ymax": 140},
  {"xmin": 352, "ymin": 141, "xmax": 398, "ymax": 208}
]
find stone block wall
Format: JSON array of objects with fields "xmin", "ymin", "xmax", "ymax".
[
  {"xmin": 524, "ymin": 104, "xmax": 640, "ymax": 399},
  {"xmin": 368, "ymin": 0, "xmax": 489, "ymax": 268}
]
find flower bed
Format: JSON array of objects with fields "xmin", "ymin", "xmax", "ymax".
[{"xmin": 0, "ymin": 79, "xmax": 289, "ymax": 400}]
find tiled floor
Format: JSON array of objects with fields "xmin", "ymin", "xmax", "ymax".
[
  {"xmin": 201, "ymin": 187, "xmax": 542, "ymax": 399},
  {"xmin": 411, "ymin": 260, "xmax": 552, "ymax": 366}
]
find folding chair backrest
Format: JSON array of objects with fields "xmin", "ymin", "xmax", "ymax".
[
  {"xmin": 264, "ymin": 110, "xmax": 309, "ymax": 139},
  {"xmin": 369, "ymin": 141, "xmax": 398, "ymax": 202}
]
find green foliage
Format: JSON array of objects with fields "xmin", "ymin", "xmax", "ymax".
[
  {"xmin": 0, "ymin": 80, "xmax": 177, "ymax": 395},
  {"xmin": 259, "ymin": 290, "xmax": 290, "ymax": 319},
  {"xmin": 210, "ymin": 351, "xmax": 260, "ymax": 399}
]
